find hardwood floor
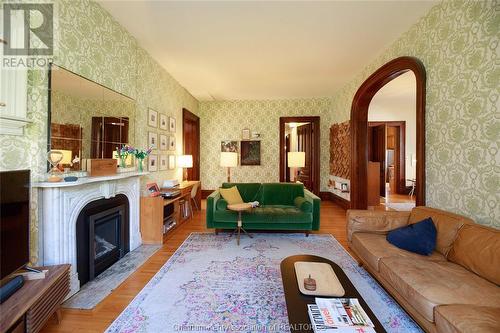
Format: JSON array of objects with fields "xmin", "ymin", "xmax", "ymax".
[{"xmin": 42, "ymin": 200, "xmax": 351, "ymax": 333}]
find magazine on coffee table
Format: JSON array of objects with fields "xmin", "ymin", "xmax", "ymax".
[
  {"xmin": 308, "ymin": 304, "xmax": 375, "ymax": 333},
  {"xmin": 315, "ymin": 298, "xmax": 375, "ymax": 329}
]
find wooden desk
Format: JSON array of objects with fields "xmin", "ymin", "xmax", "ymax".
[
  {"xmin": 0, "ymin": 265, "xmax": 70, "ymax": 333},
  {"xmin": 140, "ymin": 181, "xmax": 200, "ymax": 244}
]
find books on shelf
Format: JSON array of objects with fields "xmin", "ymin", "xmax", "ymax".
[{"xmin": 308, "ymin": 298, "xmax": 375, "ymax": 333}]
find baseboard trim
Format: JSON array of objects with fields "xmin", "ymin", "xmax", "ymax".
[{"xmin": 320, "ymin": 191, "xmax": 350, "ymax": 210}]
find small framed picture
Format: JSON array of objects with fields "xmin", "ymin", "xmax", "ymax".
[
  {"xmin": 148, "ymin": 154, "xmax": 158, "ymax": 171},
  {"xmin": 146, "ymin": 182, "xmax": 160, "ymax": 197},
  {"xmin": 221, "ymin": 140, "xmax": 238, "ymax": 152},
  {"xmin": 242, "ymin": 128, "xmax": 250, "ymax": 140},
  {"xmin": 169, "ymin": 116, "xmax": 176, "ymax": 133},
  {"xmin": 160, "ymin": 134, "xmax": 168, "ymax": 150},
  {"xmin": 148, "ymin": 132, "xmax": 158, "ymax": 149},
  {"xmin": 159, "ymin": 114, "xmax": 168, "ymax": 130},
  {"xmin": 168, "ymin": 154, "xmax": 176, "ymax": 169},
  {"xmin": 168, "ymin": 135, "xmax": 176, "ymax": 151},
  {"xmin": 148, "ymin": 108, "xmax": 158, "ymax": 128},
  {"xmin": 159, "ymin": 155, "xmax": 168, "ymax": 171}
]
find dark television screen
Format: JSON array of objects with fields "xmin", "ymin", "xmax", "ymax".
[{"xmin": 0, "ymin": 170, "xmax": 30, "ymax": 281}]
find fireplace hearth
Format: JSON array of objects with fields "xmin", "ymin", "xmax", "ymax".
[{"xmin": 76, "ymin": 195, "xmax": 130, "ymax": 286}]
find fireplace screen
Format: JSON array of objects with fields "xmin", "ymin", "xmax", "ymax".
[{"xmin": 89, "ymin": 206, "xmax": 125, "ymax": 280}]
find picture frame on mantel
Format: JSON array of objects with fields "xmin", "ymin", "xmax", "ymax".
[{"xmin": 148, "ymin": 108, "xmax": 158, "ymax": 128}]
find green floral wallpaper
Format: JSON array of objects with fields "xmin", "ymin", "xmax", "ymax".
[
  {"xmin": 0, "ymin": 0, "xmax": 198, "ymax": 263},
  {"xmin": 199, "ymin": 98, "xmax": 334, "ymax": 191},
  {"xmin": 329, "ymin": 0, "xmax": 499, "ymax": 227}
]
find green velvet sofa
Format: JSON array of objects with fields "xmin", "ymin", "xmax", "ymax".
[{"xmin": 206, "ymin": 182, "xmax": 321, "ymax": 233}]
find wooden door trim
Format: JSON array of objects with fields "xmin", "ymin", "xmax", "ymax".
[
  {"xmin": 350, "ymin": 56, "xmax": 426, "ymax": 208},
  {"xmin": 279, "ymin": 116, "xmax": 320, "ymax": 195},
  {"xmin": 182, "ymin": 108, "xmax": 200, "ymax": 181}
]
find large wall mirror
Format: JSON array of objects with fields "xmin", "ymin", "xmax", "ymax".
[{"xmin": 48, "ymin": 64, "xmax": 136, "ymax": 171}]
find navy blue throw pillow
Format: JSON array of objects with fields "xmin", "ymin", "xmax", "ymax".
[{"xmin": 386, "ymin": 217, "xmax": 437, "ymax": 255}]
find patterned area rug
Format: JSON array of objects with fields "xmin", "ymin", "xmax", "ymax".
[
  {"xmin": 106, "ymin": 233, "xmax": 422, "ymax": 333},
  {"xmin": 64, "ymin": 244, "xmax": 161, "ymax": 309}
]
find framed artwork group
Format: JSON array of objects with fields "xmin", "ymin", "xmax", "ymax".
[
  {"xmin": 220, "ymin": 139, "xmax": 261, "ymax": 166},
  {"xmin": 147, "ymin": 107, "xmax": 177, "ymax": 172}
]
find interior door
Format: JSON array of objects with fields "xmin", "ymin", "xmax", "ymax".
[
  {"xmin": 182, "ymin": 109, "xmax": 200, "ymax": 181},
  {"xmin": 368, "ymin": 123, "xmax": 386, "ymax": 197},
  {"xmin": 296, "ymin": 123, "xmax": 313, "ymax": 192},
  {"xmin": 285, "ymin": 134, "xmax": 291, "ymax": 182}
]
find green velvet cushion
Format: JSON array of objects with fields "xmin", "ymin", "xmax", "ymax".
[
  {"xmin": 213, "ymin": 205, "xmax": 312, "ymax": 224},
  {"xmin": 216, "ymin": 198, "xmax": 228, "ymax": 210},
  {"xmin": 222, "ymin": 182, "xmax": 262, "ymax": 202},
  {"xmin": 294, "ymin": 196, "xmax": 313, "ymax": 213},
  {"xmin": 261, "ymin": 183, "xmax": 305, "ymax": 206}
]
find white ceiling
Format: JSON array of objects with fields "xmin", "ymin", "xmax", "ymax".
[
  {"xmin": 98, "ymin": 0, "xmax": 436, "ymax": 101},
  {"xmin": 369, "ymin": 71, "xmax": 416, "ymax": 117}
]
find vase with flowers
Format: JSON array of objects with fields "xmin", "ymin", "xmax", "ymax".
[
  {"xmin": 116, "ymin": 145, "xmax": 135, "ymax": 169},
  {"xmin": 134, "ymin": 147, "xmax": 152, "ymax": 172}
]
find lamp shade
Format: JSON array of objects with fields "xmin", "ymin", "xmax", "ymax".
[
  {"xmin": 177, "ymin": 155, "xmax": 193, "ymax": 168},
  {"xmin": 287, "ymin": 152, "xmax": 305, "ymax": 168},
  {"xmin": 220, "ymin": 152, "xmax": 238, "ymax": 167}
]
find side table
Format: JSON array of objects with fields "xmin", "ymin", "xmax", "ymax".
[{"xmin": 227, "ymin": 203, "xmax": 254, "ymax": 245}]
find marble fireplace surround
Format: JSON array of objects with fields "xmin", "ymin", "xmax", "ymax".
[{"xmin": 33, "ymin": 172, "xmax": 147, "ymax": 297}]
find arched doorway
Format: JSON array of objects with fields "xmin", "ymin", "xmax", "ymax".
[{"xmin": 350, "ymin": 56, "xmax": 426, "ymax": 209}]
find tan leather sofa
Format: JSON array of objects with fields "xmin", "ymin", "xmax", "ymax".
[{"xmin": 347, "ymin": 206, "xmax": 500, "ymax": 333}]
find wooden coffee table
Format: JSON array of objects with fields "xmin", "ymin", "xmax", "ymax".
[
  {"xmin": 227, "ymin": 203, "xmax": 254, "ymax": 245},
  {"xmin": 281, "ymin": 255, "xmax": 386, "ymax": 333}
]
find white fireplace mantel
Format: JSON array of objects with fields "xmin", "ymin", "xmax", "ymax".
[{"xmin": 33, "ymin": 172, "xmax": 147, "ymax": 297}]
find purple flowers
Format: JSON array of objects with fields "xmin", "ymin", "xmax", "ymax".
[{"xmin": 116, "ymin": 145, "xmax": 152, "ymax": 160}]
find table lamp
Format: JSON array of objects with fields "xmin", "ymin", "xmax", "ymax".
[
  {"xmin": 177, "ymin": 154, "xmax": 193, "ymax": 181},
  {"xmin": 287, "ymin": 151, "xmax": 305, "ymax": 182},
  {"xmin": 220, "ymin": 152, "xmax": 238, "ymax": 182}
]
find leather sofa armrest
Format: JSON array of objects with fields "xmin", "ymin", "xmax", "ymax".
[
  {"xmin": 346, "ymin": 209, "xmax": 411, "ymax": 242},
  {"xmin": 304, "ymin": 189, "xmax": 321, "ymax": 230}
]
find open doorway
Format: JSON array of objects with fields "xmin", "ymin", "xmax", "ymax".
[
  {"xmin": 367, "ymin": 71, "xmax": 417, "ymax": 210},
  {"xmin": 279, "ymin": 116, "xmax": 320, "ymax": 194},
  {"xmin": 182, "ymin": 108, "xmax": 200, "ymax": 181}
]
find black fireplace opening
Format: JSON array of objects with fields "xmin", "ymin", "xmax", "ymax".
[{"xmin": 76, "ymin": 195, "xmax": 129, "ymax": 286}]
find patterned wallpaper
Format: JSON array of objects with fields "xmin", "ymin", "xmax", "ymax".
[
  {"xmin": 198, "ymin": 99, "xmax": 334, "ymax": 191},
  {"xmin": 329, "ymin": 0, "xmax": 499, "ymax": 227},
  {"xmin": 330, "ymin": 121, "xmax": 350, "ymax": 179},
  {"xmin": 0, "ymin": 0, "xmax": 198, "ymax": 263}
]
